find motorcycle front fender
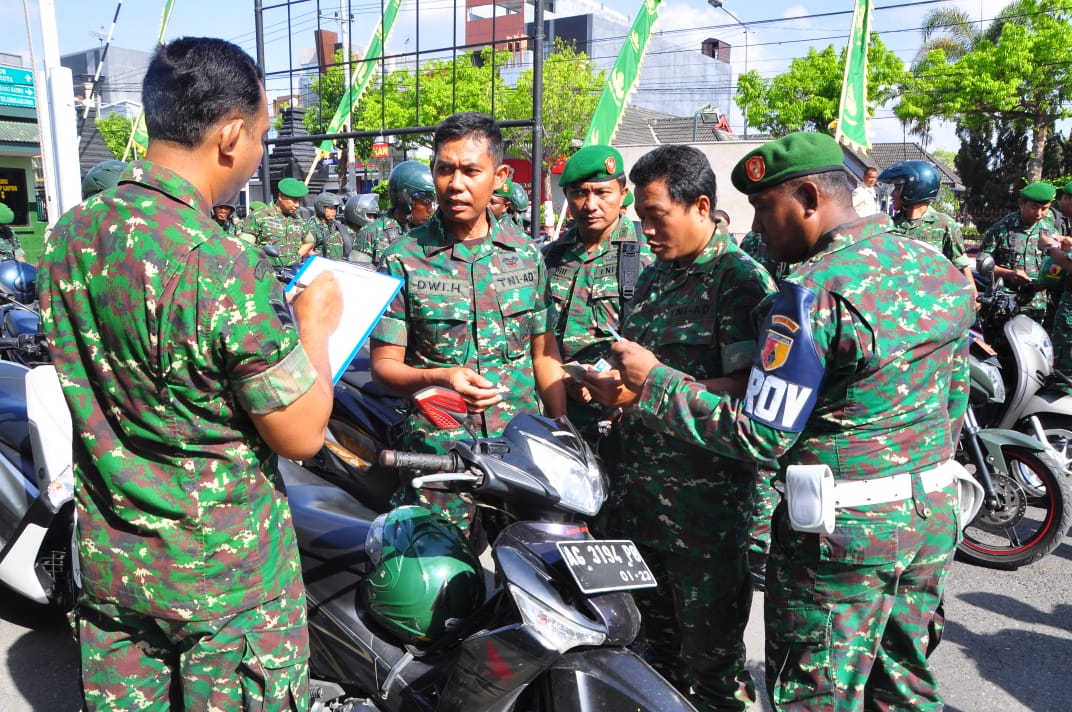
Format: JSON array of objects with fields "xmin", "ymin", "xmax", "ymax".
[
  {"xmin": 976, "ymin": 428, "xmax": 1051, "ymax": 476},
  {"xmin": 539, "ymin": 647, "xmax": 697, "ymax": 712}
]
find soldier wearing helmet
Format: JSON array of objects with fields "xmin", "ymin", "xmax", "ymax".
[
  {"xmin": 879, "ymin": 160, "xmax": 976, "ymax": 306},
  {"xmin": 343, "ymin": 193, "xmax": 381, "ymax": 232},
  {"xmin": 211, "ymin": 203, "xmax": 241, "ymax": 237},
  {"xmin": 352, "ymin": 161, "xmax": 435, "ymax": 266},
  {"xmin": 299, "ymin": 191, "xmax": 353, "ymax": 261},
  {"xmin": 0, "ymin": 203, "xmax": 25, "ymax": 261},
  {"xmin": 81, "ymin": 159, "xmax": 127, "ymax": 200},
  {"xmin": 491, "ymin": 179, "xmax": 530, "ymax": 231},
  {"xmin": 239, "ymin": 177, "xmax": 313, "ymax": 266}
]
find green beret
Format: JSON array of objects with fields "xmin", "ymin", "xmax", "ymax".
[
  {"xmin": 1061, "ymin": 180, "xmax": 1072, "ymax": 196},
  {"xmin": 732, "ymin": 131, "xmax": 847, "ymax": 195},
  {"xmin": 1021, "ymin": 181, "xmax": 1056, "ymax": 203},
  {"xmin": 622, "ymin": 191, "xmax": 634, "ymax": 208},
  {"xmin": 494, "ymin": 179, "xmax": 513, "ymax": 198},
  {"xmin": 278, "ymin": 177, "xmax": 309, "ymax": 198},
  {"xmin": 249, "ymin": 200, "xmax": 267, "ymax": 212},
  {"xmin": 559, "ymin": 145, "xmax": 624, "ymax": 187},
  {"xmin": 0, "ymin": 203, "xmax": 12, "ymax": 225}
]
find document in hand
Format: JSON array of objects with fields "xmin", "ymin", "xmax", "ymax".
[{"xmin": 284, "ymin": 256, "xmax": 403, "ymax": 384}]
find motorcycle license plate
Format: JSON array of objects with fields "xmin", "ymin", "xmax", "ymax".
[{"xmin": 556, "ymin": 540, "xmax": 657, "ymax": 594}]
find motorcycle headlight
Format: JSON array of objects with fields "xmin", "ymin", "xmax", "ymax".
[
  {"xmin": 978, "ymin": 360, "xmax": 1006, "ymax": 404},
  {"xmin": 523, "ymin": 433, "xmax": 606, "ymax": 516},
  {"xmin": 509, "ymin": 583, "xmax": 605, "ymax": 653}
]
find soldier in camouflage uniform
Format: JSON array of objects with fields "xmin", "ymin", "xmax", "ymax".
[
  {"xmin": 880, "ymin": 160, "xmax": 977, "ymax": 305},
  {"xmin": 1036, "ymin": 182, "xmax": 1072, "ymax": 375},
  {"xmin": 739, "ymin": 230, "xmax": 789, "ymax": 282},
  {"xmin": 0, "ymin": 203, "xmax": 24, "ymax": 261},
  {"xmin": 371, "ymin": 113, "xmax": 566, "ymax": 535},
  {"xmin": 608, "ymin": 132, "xmax": 974, "ymax": 710},
  {"xmin": 241, "ymin": 176, "xmax": 312, "ymax": 266},
  {"xmin": 38, "ymin": 38, "xmax": 342, "ymax": 711},
  {"xmin": 980, "ymin": 181, "xmax": 1059, "ymax": 325},
  {"xmin": 352, "ymin": 160, "xmax": 436, "ymax": 266},
  {"xmin": 585, "ymin": 145, "xmax": 775, "ymax": 711},
  {"xmin": 543, "ymin": 145, "xmax": 652, "ymax": 434},
  {"xmin": 300, "ymin": 191, "xmax": 353, "ymax": 261},
  {"xmin": 212, "ymin": 202, "xmax": 243, "ymax": 237}
]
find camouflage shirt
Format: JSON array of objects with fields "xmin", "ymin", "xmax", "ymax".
[
  {"xmin": 213, "ymin": 217, "xmax": 243, "ymax": 238},
  {"xmin": 38, "ymin": 161, "xmax": 316, "ymax": 621},
  {"xmin": 547, "ymin": 218, "xmax": 653, "ymax": 364},
  {"xmin": 980, "ymin": 209, "xmax": 1059, "ymax": 319},
  {"xmin": 0, "ymin": 226, "xmax": 24, "ymax": 261},
  {"xmin": 739, "ymin": 230, "xmax": 790, "ymax": 283},
  {"xmin": 240, "ymin": 202, "xmax": 311, "ymax": 266},
  {"xmin": 353, "ymin": 214, "xmax": 406, "ymax": 266},
  {"xmin": 373, "ymin": 210, "xmax": 551, "ymax": 452},
  {"xmin": 635, "ymin": 215, "xmax": 974, "ymax": 496},
  {"xmin": 307, "ymin": 218, "xmax": 352, "ymax": 261},
  {"xmin": 611, "ymin": 230, "xmax": 777, "ymax": 552},
  {"xmin": 890, "ymin": 206, "xmax": 970, "ymax": 270}
]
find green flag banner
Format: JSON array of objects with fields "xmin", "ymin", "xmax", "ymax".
[
  {"xmin": 835, "ymin": 0, "xmax": 872, "ymax": 152},
  {"xmin": 318, "ymin": 0, "xmax": 403, "ymax": 155},
  {"xmin": 124, "ymin": 0, "xmax": 177, "ymax": 159},
  {"xmin": 584, "ymin": 0, "xmax": 663, "ymax": 146}
]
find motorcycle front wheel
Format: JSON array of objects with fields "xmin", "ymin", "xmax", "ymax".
[{"xmin": 957, "ymin": 446, "xmax": 1072, "ymax": 569}]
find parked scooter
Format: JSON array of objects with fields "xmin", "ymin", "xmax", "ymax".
[
  {"xmin": 973, "ymin": 253, "xmax": 1072, "ymax": 470},
  {"xmin": 0, "ymin": 262, "xmax": 76, "ymax": 607},
  {"xmin": 283, "ymin": 386, "xmax": 697, "ymax": 712}
]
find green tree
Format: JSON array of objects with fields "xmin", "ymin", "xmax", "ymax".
[
  {"xmin": 734, "ymin": 33, "xmax": 907, "ymax": 137},
  {"xmin": 95, "ymin": 113, "xmax": 133, "ymax": 160},
  {"xmin": 499, "ymin": 37, "xmax": 605, "ymax": 196},
  {"xmin": 898, "ymin": 0, "xmax": 1072, "ymax": 181}
]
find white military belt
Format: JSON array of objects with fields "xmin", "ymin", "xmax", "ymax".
[{"xmin": 833, "ymin": 461, "xmax": 958, "ymax": 509}]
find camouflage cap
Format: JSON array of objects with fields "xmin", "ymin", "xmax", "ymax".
[
  {"xmin": 1020, "ymin": 181, "xmax": 1056, "ymax": 203},
  {"xmin": 0, "ymin": 203, "xmax": 12, "ymax": 225},
  {"xmin": 278, "ymin": 177, "xmax": 309, "ymax": 198},
  {"xmin": 559, "ymin": 145, "xmax": 625, "ymax": 187},
  {"xmin": 1062, "ymin": 180, "xmax": 1072, "ymax": 197},
  {"xmin": 732, "ymin": 131, "xmax": 847, "ymax": 195}
]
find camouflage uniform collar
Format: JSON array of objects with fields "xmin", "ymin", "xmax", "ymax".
[
  {"xmin": 418, "ymin": 209, "xmax": 521, "ymax": 256},
  {"xmin": 124, "ymin": 160, "xmax": 211, "ymax": 217},
  {"xmin": 807, "ymin": 213, "xmax": 893, "ymax": 262}
]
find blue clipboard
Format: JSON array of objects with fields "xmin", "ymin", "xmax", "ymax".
[{"xmin": 284, "ymin": 256, "xmax": 403, "ymax": 384}]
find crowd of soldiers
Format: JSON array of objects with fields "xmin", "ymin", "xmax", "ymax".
[{"xmin": 40, "ymin": 37, "xmax": 1058, "ymax": 709}]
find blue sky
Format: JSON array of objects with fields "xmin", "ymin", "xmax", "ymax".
[{"xmin": 2, "ymin": 1, "xmax": 1017, "ymax": 150}]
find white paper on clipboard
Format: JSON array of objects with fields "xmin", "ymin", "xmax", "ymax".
[{"xmin": 284, "ymin": 256, "xmax": 403, "ymax": 384}]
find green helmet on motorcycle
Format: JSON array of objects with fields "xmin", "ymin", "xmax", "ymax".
[
  {"xmin": 313, "ymin": 191, "xmax": 343, "ymax": 220},
  {"xmin": 344, "ymin": 193, "xmax": 381, "ymax": 230},
  {"xmin": 878, "ymin": 160, "xmax": 941, "ymax": 205},
  {"xmin": 361, "ymin": 506, "xmax": 483, "ymax": 644},
  {"xmin": 81, "ymin": 160, "xmax": 127, "ymax": 199},
  {"xmin": 388, "ymin": 161, "xmax": 435, "ymax": 212}
]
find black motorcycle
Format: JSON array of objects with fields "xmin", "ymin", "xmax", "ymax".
[{"xmin": 283, "ymin": 386, "xmax": 697, "ymax": 712}]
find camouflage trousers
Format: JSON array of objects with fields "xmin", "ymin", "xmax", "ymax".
[
  {"xmin": 75, "ymin": 585, "xmax": 309, "ymax": 711},
  {"xmin": 764, "ymin": 487, "xmax": 958, "ymax": 710},
  {"xmin": 633, "ymin": 545, "xmax": 756, "ymax": 711}
]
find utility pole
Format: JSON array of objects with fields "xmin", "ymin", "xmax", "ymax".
[
  {"xmin": 340, "ymin": 0, "xmax": 357, "ymax": 194},
  {"xmin": 35, "ymin": 0, "xmax": 82, "ymax": 221}
]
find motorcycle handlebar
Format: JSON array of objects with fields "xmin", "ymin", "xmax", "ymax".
[{"xmin": 379, "ymin": 449, "xmax": 463, "ymax": 473}]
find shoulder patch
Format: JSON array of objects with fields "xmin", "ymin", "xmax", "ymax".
[{"xmin": 743, "ymin": 282, "xmax": 825, "ymax": 433}]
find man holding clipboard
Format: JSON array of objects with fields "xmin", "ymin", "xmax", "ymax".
[{"xmin": 369, "ymin": 112, "xmax": 566, "ymax": 536}]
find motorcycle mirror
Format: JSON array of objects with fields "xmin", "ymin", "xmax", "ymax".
[
  {"xmin": 262, "ymin": 244, "xmax": 281, "ymax": 260},
  {"xmin": 976, "ymin": 252, "xmax": 995, "ymax": 276},
  {"xmin": 412, "ymin": 387, "xmax": 469, "ymax": 430}
]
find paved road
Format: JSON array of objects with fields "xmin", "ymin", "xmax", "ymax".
[{"xmin": 0, "ymin": 534, "xmax": 1069, "ymax": 710}]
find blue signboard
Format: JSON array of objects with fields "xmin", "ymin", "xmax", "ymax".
[{"xmin": 0, "ymin": 66, "xmax": 36, "ymax": 109}]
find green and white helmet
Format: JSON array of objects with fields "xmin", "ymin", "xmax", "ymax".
[
  {"xmin": 507, "ymin": 180, "xmax": 530, "ymax": 212},
  {"xmin": 388, "ymin": 161, "xmax": 435, "ymax": 212}
]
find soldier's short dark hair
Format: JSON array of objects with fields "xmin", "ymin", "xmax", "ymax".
[
  {"xmin": 785, "ymin": 171, "xmax": 855, "ymax": 207},
  {"xmin": 433, "ymin": 113, "xmax": 504, "ymax": 165},
  {"xmin": 629, "ymin": 144, "xmax": 717, "ymax": 210},
  {"xmin": 143, "ymin": 37, "xmax": 263, "ymax": 150}
]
